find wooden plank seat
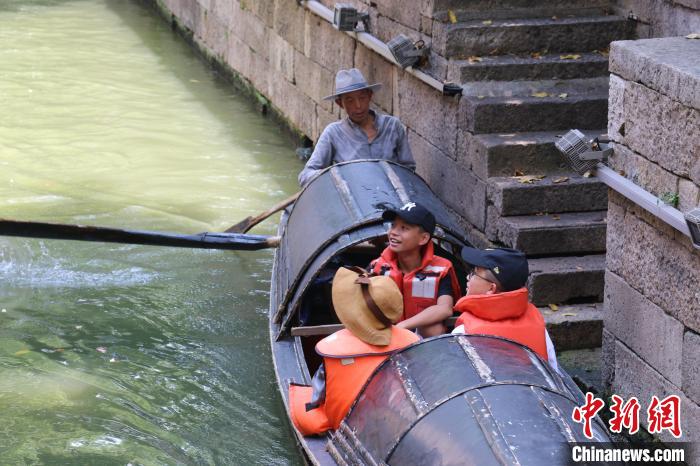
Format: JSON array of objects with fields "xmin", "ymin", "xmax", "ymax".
[{"xmin": 291, "ymin": 317, "xmax": 459, "ymax": 337}]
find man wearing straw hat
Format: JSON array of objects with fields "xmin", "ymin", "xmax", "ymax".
[
  {"xmin": 298, "ymin": 68, "xmax": 416, "ymax": 186},
  {"xmin": 289, "ymin": 267, "xmax": 419, "ymax": 436}
]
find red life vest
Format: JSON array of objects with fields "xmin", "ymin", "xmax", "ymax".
[
  {"xmin": 370, "ymin": 242, "xmax": 461, "ymax": 321},
  {"xmin": 289, "ymin": 327, "xmax": 418, "ymax": 436},
  {"xmin": 454, "ymin": 288, "xmax": 548, "ymax": 360}
]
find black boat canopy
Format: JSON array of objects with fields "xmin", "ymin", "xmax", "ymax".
[
  {"xmin": 273, "ymin": 160, "xmax": 472, "ymax": 335},
  {"xmin": 329, "ymin": 335, "xmax": 612, "ymax": 465}
]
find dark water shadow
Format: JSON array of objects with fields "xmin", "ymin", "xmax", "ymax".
[{"xmin": 103, "ymin": 0, "xmax": 303, "ymax": 167}]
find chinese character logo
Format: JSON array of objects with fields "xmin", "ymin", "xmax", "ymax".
[
  {"xmin": 609, "ymin": 395, "xmax": 640, "ymax": 435},
  {"xmin": 572, "ymin": 392, "xmax": 605, "ymax": 439},
  {"xmin": 647, "ymin": 395, "xmax": 682, "ymax": 438},
  {"xmin": 572, "ymin": 393, "xmax": 683, "ymax": 439}
]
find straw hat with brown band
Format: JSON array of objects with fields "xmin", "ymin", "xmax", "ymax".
[{"xmin": 331, "ymin": 266, "xmax": 404, "ymax": 346}]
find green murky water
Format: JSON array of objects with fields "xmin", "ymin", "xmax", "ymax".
[{"xmin": 0, "ymin": 0, "xmax": 304, "ymax": 464}]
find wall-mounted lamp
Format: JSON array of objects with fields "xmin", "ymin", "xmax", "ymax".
[
  {"xmin": 685, "ymin": 208, "xmax": 700, "ymax": 249},
  {"xmin": 333, "ymin": 4, "xmax": 370, "ymax": 32},
  {"xmin": 387, "ymin": 34, "xmax": 430, "ymax": 69},
  {"xmin": 554, "ymin": 129, "xmax": 613, "ymax": 175}
]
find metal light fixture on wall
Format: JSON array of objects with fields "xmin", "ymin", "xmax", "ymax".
[
  {"xmin": 333, "ymin": 4, "xmax": 370, "ymax": 32},
  {"xmin": 554, "ymin": 129, "xmax": 612, "ymax": 175},
  {"xmin": 387, "ymin": 34, "xmax": 430, "ymax": 69},
  {"xmin": 685, "ymin": 208, "xmax": 700, "ymax": 249}
]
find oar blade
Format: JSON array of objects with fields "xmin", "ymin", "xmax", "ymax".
[{"xmin": 225, "ymin": 216, "xmax": 254, "ymax": 234}]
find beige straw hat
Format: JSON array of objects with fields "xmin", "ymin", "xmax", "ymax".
[{"xmin": 331, "ymin": 267, "xmax": 404, "ymax": 346}]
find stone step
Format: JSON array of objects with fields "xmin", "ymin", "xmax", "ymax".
[
  {"xmin": 468, "ymin": 130, "xmax": 604, "ymax": 179},
  {"xmin": 528, "ymin": 254, "xmax": 605, "ymax": 306},
  {"xmin": 448, "ymin": 52, "xmax": 609, "ymax": 83},
  {"xmin": 462, "ymin": 90, "xmax": 608, "ymax": 133},
  {"xmin": 433, "ymin": 15, "xmax": 631, "ymax": 58},
  {"xmin": 487, "ymin": 209, "xmax": 607, "ymax": 255},
  {"xmin": 488, "ymin": 174, "xmax": 608, "ymax": 216},
  {"xmin": 433, "ymin": 0, "xmax": 611, "ymax": 20},
  {"xmin": 544, "ymin": 302, "xmax": 603, "ymax": 351},
  {"xmin": 435, "ymin": 6, "xmax": 612, "ymax": 21}
]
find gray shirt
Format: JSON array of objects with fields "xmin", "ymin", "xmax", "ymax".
[{"xmin": 298, "ymin": 110, "xmax": 416, "ymax": 186}]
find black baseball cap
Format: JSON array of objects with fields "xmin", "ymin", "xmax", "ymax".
[
  {"xmin": 382, "ymin": 201, "xmax": 436, "ymax": 235},
  {"xmin": 460, "ymin": 247, "xmax": 529, "ymax": 292}
]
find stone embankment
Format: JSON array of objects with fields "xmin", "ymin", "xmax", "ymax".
[{"xmin": 602, "ymin": 36, "xmax": 700, "ymax": 458}]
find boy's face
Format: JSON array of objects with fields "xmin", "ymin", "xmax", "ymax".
[
  {"xmin": 387, "ymin": 217, "xmax": 430, "ymax": 254},
  {"xmin": 466, "ymin": 266, "xmax": 497, "ymax": 296}
]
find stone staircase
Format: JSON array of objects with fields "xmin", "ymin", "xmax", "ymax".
[{"xmin": 429, "ymin": 1, "xmax": 633, "ymax": 324}]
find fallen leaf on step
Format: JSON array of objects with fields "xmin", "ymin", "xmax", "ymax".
[
  {"xmin": 447, "ymin": 10, "xmax": 457, "ymax": 23},
  {"xmin": 594, "ymin": 48, "xmax": 610, "ymax": 57},
  {"xmin": 563, "ymin": 312, "xmax": 577, "ymax": 317},
  {"xmin": 560, "ymin": 54, "xmax": 581, "ymax": 60},
  {"xmin": 686, "ymin": 33, "xmax": 700, "ymax": 39},
  {"xmin": 511, "ymin": 175, "xmax": 545, "ymax": 184},
  {"xmin": 482, "ymin": 20, "xmax": 493, "ymax": 25},
  {"xmin": 548, "ymin": 304, "xmax": 559, "ymax": 311},
  {"xmin": 514, "ymin": 170, "xmax": 525, "ymax": 176},
  {"xmin": 551, "ymin": 16, "xmax": 558, "ymax": 20},
  {"xmin": 553, "ymin": 176, "xmax": 569, "ymax": 183},
  {"xmin": 552, "ymin": 214, "xmax": 561, "ymax": 220},
  {"xmin": 582, "ymin": 171, "xmax": 593, "ymax": 178},
  {"xmin": 532, "ymin": 91, "xmax": 550, "ymax": 98},
  {"xmin": 468, "ymin": 55, "xmax": 483, "ymax": 63},
  {"xmin": 477, "ymin": 95, "xmax": 486, "ymax": 99},
  {"xmin": 558, "ymin": 93, "xmax": 568, "ymax": 99},
  {"xmin": 530, "ymin": 52, "xmax": 543, "ymax": 59},
  {"xmin": 576, "ymin": 266, "xmax": 583, "ymax": 270},
  {"xmin": 535, "ymin": 212, "xmax": 545, "ymax": 216},
  {"xmin": 617, "ymin": 169, "xmax": 626, "ymax": 177}
]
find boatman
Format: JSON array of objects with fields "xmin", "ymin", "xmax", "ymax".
[
  {"xmin": 289, "ymin": 267, "xmax": 418, "ymax": 436},
  {"xmin": 452, "ymin": 247, "xmax": 560, "ymax": 372},
  {"xmin": 369, "ymin": 201, "xmax": 461, "ymax": 338},
  {"xmin": 297, "ymin": 68, "xmax": 416, "ymax": 187}
]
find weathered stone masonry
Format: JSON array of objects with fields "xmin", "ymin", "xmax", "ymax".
[
  {"xmin": 603, "ymin": 36, "xmax": 700, "ymax": 458},
  {"xmin": 148, "ymin": 0, "xmax": 634, "ymax": 321},
  {"xmin": 148, "ymin": 0, "xmax": 697, "ymax": 356}
]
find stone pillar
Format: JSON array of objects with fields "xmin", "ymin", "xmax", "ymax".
[{"xmin": 604, "ymin": 36, "xmax": 700, "ymax": 457}]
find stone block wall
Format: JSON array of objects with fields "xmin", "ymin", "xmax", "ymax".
[
  {"xmin": 612, "ymin": 0, "xmax": 700, "ymax": 37},
  {"xmin": 604, "ymin": 36, "xmax": 700, "ymax": 455}
]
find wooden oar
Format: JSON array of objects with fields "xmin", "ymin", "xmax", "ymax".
[
  {"xmin": 225, "ymin": 191, "xmax": 300, "ymax": 233},
  {"xmin": 0, "ymin": 219, "xmax": 280, "ymax": 250}
]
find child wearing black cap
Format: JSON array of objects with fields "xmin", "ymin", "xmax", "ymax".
[
  {"xmin": 452, "ymin": 247, "xmax": 560, "ymax": 371},
  {"xmin": 369, "ymin": 201, "xmax": 461, "ymax": 337}
]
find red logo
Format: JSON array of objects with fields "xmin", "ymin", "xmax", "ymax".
[
  {"xmin": 572, "ymin": 392, "xmax": 605, "ymax": 439},
  {"xmin": 572, "ymin": 393, "xmax": 683, "ymax": 438},
  {"xmin": 609, "ymin": 395, "xmax": 640, "ymax": 435},
  {"xmin": 647, "ymin": 395, "xmax": 682, "ymax": 438}
]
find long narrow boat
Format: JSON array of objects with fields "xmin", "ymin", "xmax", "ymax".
[{"xmin": 269, "ymin": 160, "xmax": 611, "ymax": 465}]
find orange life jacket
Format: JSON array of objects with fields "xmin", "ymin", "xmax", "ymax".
[
  {"xmin": 289, "ymin": 327, "xmax": 418, "ymax": 436},
  {"xmin": 370, "ymin": 242, "xmax": 460, "ymax": 321},
  {"xmin": 454, "ymin": 288, "xmax": 548, "ymax": 360}
]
